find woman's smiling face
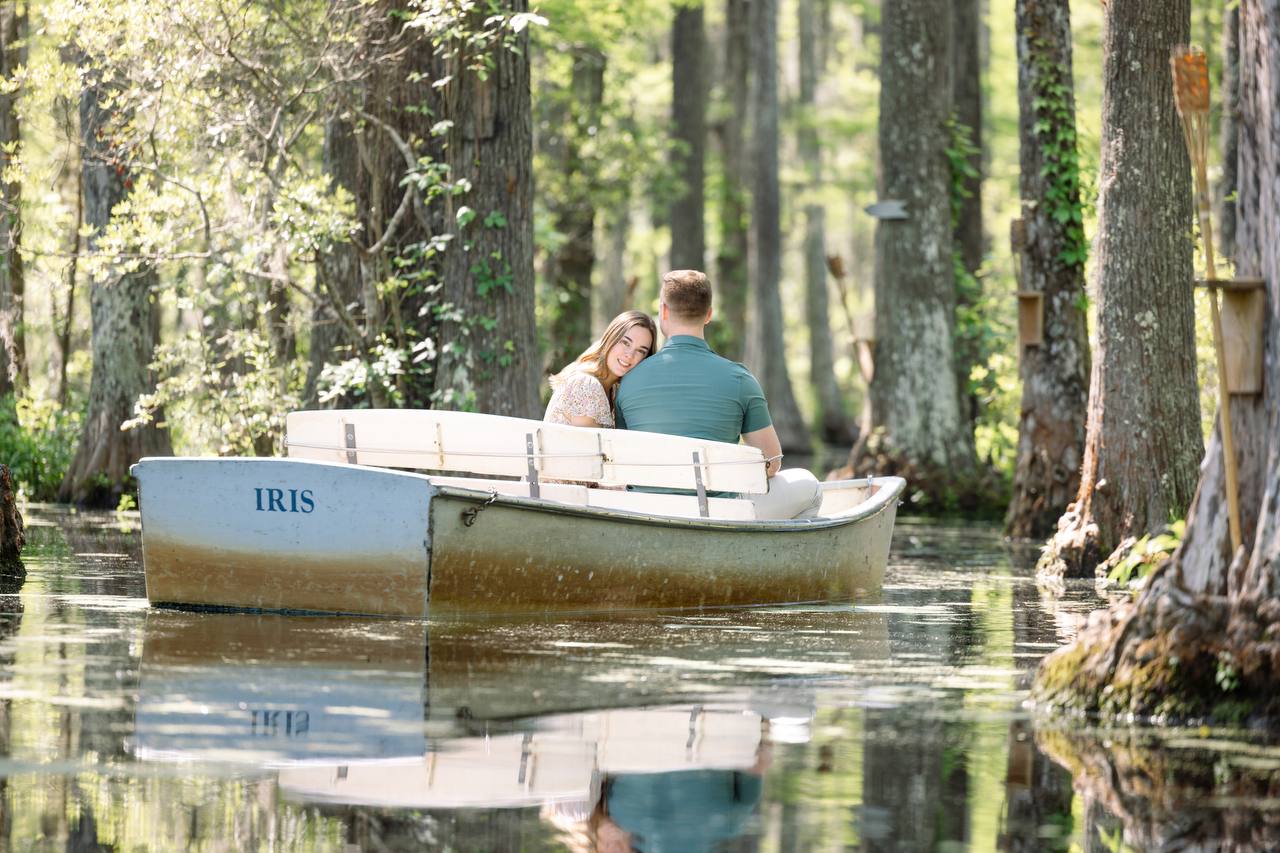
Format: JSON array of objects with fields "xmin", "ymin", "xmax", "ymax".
[{"xmin": 606, "ymin": 325, "xmax": 654, "ymax": 379}]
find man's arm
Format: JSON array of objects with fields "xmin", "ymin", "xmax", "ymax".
[{"xmin": 742, "ymin": 425, "xmax": 782, "ymax": 478}]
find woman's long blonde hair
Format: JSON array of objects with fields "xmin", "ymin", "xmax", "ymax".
[{"xmin": 551, "ymin": 310, "xmax": 657, "ymax": 393}]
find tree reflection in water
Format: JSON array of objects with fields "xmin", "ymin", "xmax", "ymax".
[
  {"xmin": 1037, "ymin": 726, "xmax": 1280, "ymax": 852},
  {"xmin": 11, "ymin": 509, "xmax": 1280, "ymax": 851},
  {"xmin": 0, "ymin": 566, "xmax": 22, "ymax": 850}
]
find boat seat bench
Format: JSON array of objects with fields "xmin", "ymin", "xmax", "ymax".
[
  {"xmin": 427, "ymin": 475, "xmax": 758, "ymax": 521},
  {"xmin": 285, "ymin": 409, "xmax": 770, "ymax": 519}
]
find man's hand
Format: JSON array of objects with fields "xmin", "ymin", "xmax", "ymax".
[{"xmin": 743, "ymin": 425, "xmax": 782, "ymax": 477}]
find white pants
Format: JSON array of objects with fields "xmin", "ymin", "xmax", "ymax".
[{"xmin": 750, "ymin": 468, "xmax": 823, "ymax": 520}]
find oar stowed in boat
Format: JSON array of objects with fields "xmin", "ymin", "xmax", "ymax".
[{"xmin": 1170, "ymin": 45, "xmax": 1242, "ymax": 554}]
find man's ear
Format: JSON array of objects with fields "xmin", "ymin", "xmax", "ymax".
[{"xmin": 704, "ymin": 307, "xmax": 714, "ymax": 326}]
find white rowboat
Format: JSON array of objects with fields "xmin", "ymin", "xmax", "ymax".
[{"xmin": 131, "ymin": 409, "xmax": 904, "ymax": 617}]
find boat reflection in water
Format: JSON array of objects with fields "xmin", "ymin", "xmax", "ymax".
[
  {"xmin": 132, "ymin": 610, "xmax": 861, "ymax": 849},
  {"xmin": 134, "ymin": 614, "xmax": 428, "ymax": 766}
]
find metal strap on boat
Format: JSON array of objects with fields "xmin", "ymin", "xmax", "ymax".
[
  {"xmin": 692, "ymin": 451, "xmax": 709, "ymax": 517},
  {"xmin": 344, "ymin": 423, "xmax": 358, "ymax": 464},
  {"xmin": 526, "ymin": 433, "xmax": 540, "ymax": 499}
]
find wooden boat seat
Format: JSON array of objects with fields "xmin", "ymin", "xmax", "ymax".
[
  {"xmin": 286, "ymin": 409, "xmax": 770, "ymax": 502},
  {"xmin": 427, "ymin": 475, "xmax": 757, "ymax": 521}
]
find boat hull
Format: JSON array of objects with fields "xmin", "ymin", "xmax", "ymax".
[
  {"xmin": 426, "ymin": 488, "xmax": 898, "ymax": 616},
  {"xmin": 134, "ymin": 458, "xmax": 902, "ymax": 617}
]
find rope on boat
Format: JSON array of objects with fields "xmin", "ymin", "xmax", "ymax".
[{"xmin": 284, "ymin": 439, "xmax": 780, "ymax": 467}]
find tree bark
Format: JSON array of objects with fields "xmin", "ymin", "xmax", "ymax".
[
  {"xmin": 0, "ymin": 465, "xmax": 22, "ymax": 564},
  {"xmin": 1005, "ymin": 0, "xmax": 1090, "ymax": 540},
  {"xmin": 952, "ymin": 0, "xmax": 984, "ymax": 429},
  {"xmin": 307, "ymin": 112, "xmax": 365, "ymax": 407},
  {"xmin": 59, "ymin": 75, "xmax": 172, "ymax": 506},
  {"xmin": 799, "ymin": 0, "xmax": 853, "ymax": 445},
  {"xmin": 431, "ymin": 0, "xmax": 540, "ymax": 418},
  {"xmin": 1038, "ymin": 0, "xmax": 1199, "ymax": 577},
  {"xmin": 670, "ymin": 3, "xmax": 706, "ymax": 272},
  {"xmin": 1218, "ymin": 2, "xmax": 1240, "ymax": 262},
  {"xmin": 544, "ymin": 47, "xmax": 604, "ymax": 372},
  {"xmin": 745, "ymin": 0, "xmax": 809, "ymax": 453},
  {"xmin": 710, "ymin": 0, "xmax": 750, "ymax": 361},
  {"xmin": 0, "ymin": 1, "xmax": 26, "ymax": 395},
  {"xmin": 308, "ymin": 2, "xmax": 440, "ymax": 409},
  {"xmin": 952, "ymin": 0, "xmax": 983, "ymax": 276},
  {"xmin": 859, "ymin": 0, "xmax": 976, "ymax": 492}
]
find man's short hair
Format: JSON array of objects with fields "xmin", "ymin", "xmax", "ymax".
[{"xmin": 661, "ymin": 270, "xmax": 712, "ymax": 322}]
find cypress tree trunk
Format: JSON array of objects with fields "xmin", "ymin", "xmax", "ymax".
[
  {"xmin": 952, "ymin": 0, "xmax": 983, "ymax": 428},
  {"xmin": 710, "ymin": 0, "xmax": 750, "ymax": 361},
  {"xmin": 0, "ymin": 464, "xmax": 21, "ymax": 563},
  {"xmin": 1038, "ymin": 0, "xmax": 1199, "ymax": 576},
  {"xmin": 670, "ymin": 3, "xmax": 706, "ymax": 272},
  {"xmin": 432, "ymin": 0, "xmax": 540, "ymax": 418},
  {"xmin": 1175, "ymin": 1, "xmax": 1277, "ymax": 599},
  {"xmin": 1004, "ymin": 0, "xmax": 1090, "ymax": 540},
  {"xmin": 1218, "ymin": 2, "xmax": 1240, "ymax": 261},
  {"xmin": 0, "ymin": 1, "xmax": 25, "ymax": 395},
  {"xmin": 309, "ymin": 2, "xmax": 439, "ymax": 409},
  {"xmin": 544, "ymin": 47, "xmax": 604, "ymax": 371},
  {"xmin": 1031, "ymin": 0, "xmax": 1280, "ymax": 728},
  {"xmin": 799, "ymin": 0, "xmax": 852, "ymax": 445},
  {"xmin": 308, "ymin": 113, "xmax": 368, "ymax": 407},
  {"xmin": 60, "ymin": 76, "xmax": 172, "ymax": 506},
  {"xmin": 745, "ymin": 0, "xmax": 809, "ymax": 453},
  {"xmin": 951, "ymin": 0, "xmax": 983, "ymax": 277},
  {"xmin": 860, "ymin": 0, "xmax": 976, "ymax": 496}
]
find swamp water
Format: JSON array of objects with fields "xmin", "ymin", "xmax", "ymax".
[{"xmin": 2, "ymin": 507, "xmax": 1279, "ymax": 851}]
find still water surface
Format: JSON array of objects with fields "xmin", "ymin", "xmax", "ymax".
[{"xmin": 2, "ymin": 508, "xmax": 1279, "ymax": 851}]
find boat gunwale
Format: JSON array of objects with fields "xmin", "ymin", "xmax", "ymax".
[{"xmin": 430, "ymin": 475, "xmax": 905, "ymax": 533}]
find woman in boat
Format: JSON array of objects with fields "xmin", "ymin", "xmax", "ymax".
[{"xmin": 544, "ymin": 310, "xmax": 657, "ymax": 428}]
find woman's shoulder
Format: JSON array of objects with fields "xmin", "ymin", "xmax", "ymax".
[
  {"xmin": 556, "ymin": 368, "xmax": 606, "ymax": 393},
  {"xmin": 545, "ymin": 366, "xmax": 613, "ymax": 426}
]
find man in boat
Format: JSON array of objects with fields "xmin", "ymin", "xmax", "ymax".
[{"xmin": 615, "ymin": 269, "xmax": 822, "ymax": 519}]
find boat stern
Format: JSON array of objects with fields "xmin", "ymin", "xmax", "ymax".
[{"xmin": 132, "ymin": 457, "xmax": 435, "ymax": 616}]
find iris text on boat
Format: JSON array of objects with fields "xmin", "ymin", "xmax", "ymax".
[
  {"xmin": 250, "ymin": 709, "xmax": 310, "ymax": 738},
  {"xmin": 253, "ymin": 487, "xmax": 316, "ymax": 513}
]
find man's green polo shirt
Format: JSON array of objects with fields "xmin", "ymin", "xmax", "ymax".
[{"xmin": 615, "ymin": 335, "xmax": 772, "ymax": 441}]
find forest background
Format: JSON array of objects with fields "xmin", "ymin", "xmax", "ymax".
[{"xmin": 0, "ymin": 0, "xmax": 1230, "ymax": 517}]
